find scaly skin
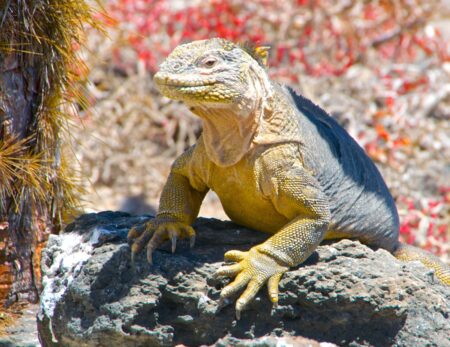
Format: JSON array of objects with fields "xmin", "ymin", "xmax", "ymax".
[{"xmin": 128, "ymin": 38, "xmax": 450, "ymax": 318}]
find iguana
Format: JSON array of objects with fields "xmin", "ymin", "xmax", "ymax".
[{"xmin": 128, "ymin": 38, "xmax": 450, "ymax": 318}]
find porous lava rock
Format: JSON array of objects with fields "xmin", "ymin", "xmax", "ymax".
[{"xmin": 37, "ymin": 212, "xmax": 450, "ymax": 347}]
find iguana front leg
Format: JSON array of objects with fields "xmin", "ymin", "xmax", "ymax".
[
  {"xmin": 215, "ymin": 165, "xmax": 330, "ymax": 318},
  {"xmin": 128, "ymin": 149, "xmax": 208, "ymax": 261}
]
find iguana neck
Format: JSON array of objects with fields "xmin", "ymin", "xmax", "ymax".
[
  {"xmin": 190, "ymin": 63, "xmax": 268, "ymax": 167},
  {"xmin": 191, "ymin": 76, "xmax": 300, "ymax": 167},
  {"xmin": 194, "ymin": 104, "xmax": 259, "ymax": 166}
]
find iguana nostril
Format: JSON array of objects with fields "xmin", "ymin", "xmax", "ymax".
[{"xmin": 153, "ymin": 72, "xmax": 167, "ymax": 86}]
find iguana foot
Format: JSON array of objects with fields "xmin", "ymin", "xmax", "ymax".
[
  {"xmin": 215, "ymin": 246, "xmax": 288, "ymax": 319},
  {"xmin": 128, "ymin": 219, "xmax": 196, "ymax": 263}
]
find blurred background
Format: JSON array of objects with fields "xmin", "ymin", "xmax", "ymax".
[{"xmin": 74, "ymin": 0, "xmax": 450, "ymax": 261}]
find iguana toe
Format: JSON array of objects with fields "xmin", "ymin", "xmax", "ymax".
[
  {"xmin": 127, "ymin": 223, "xmax": 147, "ymax": 245},
  {"xmin": 224, "ymin": 250, "xmax": 247, "ymax": 262},
  {"xmin": 215, "ymin": 263, "xmax": 243, "ymax": 277},
  {"xmin": 129, "ymin": 222, "xmax": 153, "ymax": 255},
  {"xmin": 267, "ymin": 272, "xmax": 283, "ymax": 306}
]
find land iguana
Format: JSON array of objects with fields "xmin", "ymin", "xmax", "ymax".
[{"xmin": 128, "ymin": 38, "xmax": 450, "ymax": 318}]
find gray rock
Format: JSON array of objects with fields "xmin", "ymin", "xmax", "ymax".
[
  {"xmin": 37, "ymin": 211, "xmax": 450, "ymax": 347},
  {"xmin": 0, "ymin": 304, "xmax": 40, "ymax": 347}
]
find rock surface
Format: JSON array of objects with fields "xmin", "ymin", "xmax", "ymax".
[
  {"xmin": 0, "ymin": 304, "xmax": 40, "ymax": 347},
  {"xmin": 37, "ymin": 211, "xmax": 450, "ymax": 347}
]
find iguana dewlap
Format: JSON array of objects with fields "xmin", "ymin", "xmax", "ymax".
[{"xmin": 128, "ymin": 38, "xmax": 450, "ymax": 318}]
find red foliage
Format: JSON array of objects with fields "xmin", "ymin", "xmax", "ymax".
[
  {"xmin": 109, "ymin": 0, "xmax": 265, "ymax": 72},
  {"xmin": 108, "ymin": 0, "xmax": 449, "ymax": 77},
  {"xmin": 398, "ymin": 191, "xmax": 449, "ymax": 257}
]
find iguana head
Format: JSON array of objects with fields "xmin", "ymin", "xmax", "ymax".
[
  {"xmin": 154, "ymin": 38, "xmax": 271, "ymax": 109},
  {"xmin": 155, "ymin": 38, "xmax": 275, "ymax": 166}
]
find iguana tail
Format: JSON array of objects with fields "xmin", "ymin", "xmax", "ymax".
[{"xmin": 393, "ymin": 243, "xmax": 450, "ymax": 285}]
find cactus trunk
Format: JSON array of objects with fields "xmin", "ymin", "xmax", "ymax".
[{"xmin": 0, "ymin": 0, "xmax": 100, "ymax": 306}]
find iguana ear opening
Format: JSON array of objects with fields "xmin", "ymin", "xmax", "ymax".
[{"xmin": 255, "ymin": 46, "xmax": 270, "ymax": 66}]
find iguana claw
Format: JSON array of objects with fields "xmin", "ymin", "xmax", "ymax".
[{"xmin": 128, "ymin": 220, "xmax": 196, "ymax": 263}]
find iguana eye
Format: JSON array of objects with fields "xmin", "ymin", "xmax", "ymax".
[
  {"xmin": 201, "ymin": 57, "xmax": 218, "ymax": 68},
  {"xmin": 171, "ymin": 62, "xmax": 183, "ymax": 71}
]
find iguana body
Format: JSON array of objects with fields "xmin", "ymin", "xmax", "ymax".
[{"xmin": 128, "ymin": 38, "xmax": 450, "ymax": 318}]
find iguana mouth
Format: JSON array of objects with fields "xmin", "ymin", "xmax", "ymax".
[
  {"xmin": 162, "ymin": 81, "xmax": 217, "ymax": 88},
  {"xmin": 154, "ymin": 72, "xmax": 217, "ymax": 88},
  {"xmin": 154, "ymin": 71, "xmax": 233, "ymax": 102}
]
